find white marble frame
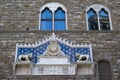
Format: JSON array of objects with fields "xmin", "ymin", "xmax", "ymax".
[
  {"xmin": 86, "ymin": 4, "xmax": 113, "ymax": 31},
  {"xmin": 39, "ymin": 2, "xmax": 68, "ymax": 30},
  {"xmin": 14, "ymin": 33, "xmax": 93, "ymax": 63}
]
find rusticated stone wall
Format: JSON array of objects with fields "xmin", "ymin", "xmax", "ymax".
[
  {"xmin": 0, "ymin": 0, "xmax": 120, "ymax": 31},
  {"xmin": 0, "ymin": 31, "xmax": 120, "ymax": 80}
]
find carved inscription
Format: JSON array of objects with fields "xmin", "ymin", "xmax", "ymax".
[{"xmin": 33, "ymin": 65, "xmax": 75, "ymax": 75}]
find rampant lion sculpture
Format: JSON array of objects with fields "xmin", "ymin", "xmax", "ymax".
[
  {"xmin": 18, "ymin": 53, "xmax": 32, "ymax": 62},
  {"xmin": 75, "ymin": 53, "xmax": 90, "ymax": 62}
]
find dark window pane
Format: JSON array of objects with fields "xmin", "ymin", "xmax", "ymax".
[
  {"xmin": 41, "ymin": 8, "xmax": 52, "ymax": 30},
  {"xmin": 98, "ymin": 61, "xmax": 112, "ymax": 80},
  {"xmin": 99, "ymin": 9, "xmax": 110, "ymax": 30},
  {"xmin": 87, "ymin": 8, "xmax": 98, "ymax": 30},
  {"xmin": 54, "ymin": 8, "xmax": 66, "ymax": 30}
]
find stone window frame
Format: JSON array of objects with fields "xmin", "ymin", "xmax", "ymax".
[
  {"xmin": 39, "ymin": 2, "xmax": 68, "ymax": 30},
  {"xmin": 86, "ymin": 4, "xmax": 113, "ymax": 31}
]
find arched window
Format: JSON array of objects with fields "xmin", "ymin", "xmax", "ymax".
[
  {"xmin": 41, "ymin": 8, "xmax": 52, "ymax": 30},
  {"xmin": 86, "ymin": 4, "xmax": 112, "ymax": 30},
  {"xmin": 54, "ymin": 8, "xmax": 66, "ymax": 30},
  {"xmin": 87, "ymin": 8, "xmax": 98, "ymax": 30},
  {"xmin": 99, "ymin": 9, "xmax": 110, "ymax": 30},
  {"xmin": 39, "ymin": 2, "xmax": 67, "ymax": 31},
  {"xmin": 98, "ymin": 61, "xmax": 112, "ymax": 80}
]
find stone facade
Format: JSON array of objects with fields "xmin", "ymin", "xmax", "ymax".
[{"xmin": 0, "ymin": 0, "xmax": 120, "ymax": 80}]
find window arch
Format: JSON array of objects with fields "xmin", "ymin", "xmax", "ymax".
[
  {"xmin": 99, "ymin": 8, "xmax": 110, "ymax": 30},
  {"xmin": 41, "ymin": 8, "xmax": 52, "ymax": 30},
  {"xmin": 39, "ymin": 2, "xmax": 67, "ymax": 31},
  {"xmin": 98, "ymin": 61, "xmax": 112, "ymax": 80},
  {"xmin": 87, "ymin": 8, "xmax": 98, "ymax": 30},
  {"xmin": 86, "ymin": 4, "xmax": 112, "ymax": 30},
  {"xmin": 54, "ymin": 8, "xmax": 66, "ymax": 30}
]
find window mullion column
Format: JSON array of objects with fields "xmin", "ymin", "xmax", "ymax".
[
  {"xmin": 108, "ymin": 13, "xmax": 113, "ymax": 30},
  {"xmin": 52, "ymin": 11, "xmax": 54, "ymax": 31},
  {"xmin": 65, "ymin": 12, "xmax": 67, "ymax": 30},
  {"xmin": 97, "ymin": 12, "xmax": 101, "ymax": 30}
]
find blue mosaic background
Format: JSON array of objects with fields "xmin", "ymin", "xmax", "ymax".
[{"xmin": 17, "ymin": 41, "xmax": 91, "ymax": 63}]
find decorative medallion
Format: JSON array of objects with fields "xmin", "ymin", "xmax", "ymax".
[{"xmin": 46, "ymin": 41, "xmax": 60, "ymax": 56}]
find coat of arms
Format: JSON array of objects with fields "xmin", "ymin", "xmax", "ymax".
[{"xmin": 46, "ymin": 41, "xmax": 60, "ymax": 56}]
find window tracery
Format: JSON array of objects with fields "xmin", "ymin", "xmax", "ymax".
[
  {"xmin": 39, "ymin": 2, "xmax": 67, "ymax": 30},
  {"xmin": 86, "ymin": 4, "xmax": 112, "ymax": 30}
]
